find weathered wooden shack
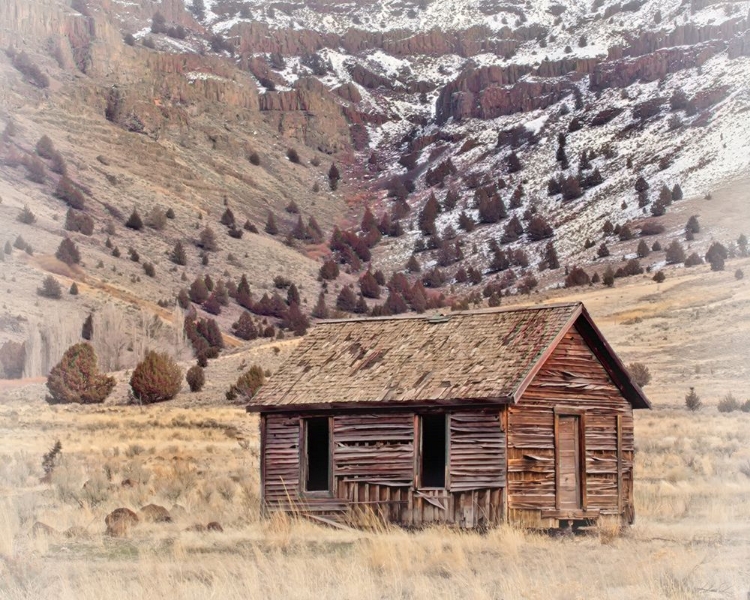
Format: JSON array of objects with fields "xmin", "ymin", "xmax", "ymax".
[{"xmin": 247, "ymin": 302, "xmax": 650, "ymax": 529}]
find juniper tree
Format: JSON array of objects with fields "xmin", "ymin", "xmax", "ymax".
[
  {"xmin": 685, "ymin": 387, "xmax": 701, "ymax": 411},
  {"xmin": 542, "ymin": 241, "xmax": 560, "ymax": 270},
  {"xmin": 705, "ymin": 242, "xmax": 727, "ymax": 271},
  {"xmin": 637, "ymin": 240, "xmax": 650, "ymax": 258},
  {"xmin": 81, "ymin": 313, "xmax": 93, "ymax": 340},
  {"xmin": 665, "ymin": 240, "xmax": 686, "ymax": 264},
  {"xmin": 125, "ymin": 208, "xmax": 144, "ymax": 230},
  {"xmin": 38, "ymin": 275, "xmax": 62, "ymax": 299},
  {"xmin": 46, "ymin": 343, "xmax": 116, "ymax": 404},
  {"xmin": 233, "ymin": 312, "xmax": 258, "ymax": 341},
  {"xmin": 265, "ymin": 211, "xmax": 278, "ymax": 235},
  {"xmin": 170, "ymin": 241, "xmax": 187, "ymax": 266},
  {"xmin": 199, "ymin": 227, "xmax": 218, "ymax": 251},
  {"xmin": 55, "ymin": 238, "xmax": 81, "ymax": 265},
  {"xmin": 685, "ymin": 215, "xmax": 700, "ymax": 235},
  {"xmin": 130, "ymin": 351, "xmax": 182, "ymax": 404}
]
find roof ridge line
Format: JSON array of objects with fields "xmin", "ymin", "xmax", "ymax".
[{"xmin": 316, "ymin": 301, "xmax": 582, "ymax": 325}]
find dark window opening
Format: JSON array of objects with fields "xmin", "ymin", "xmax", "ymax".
[
  {"xmin": 305, "ymin": 417, "xmax": 330, "ymax": 492},
  {"xmin": 420, "ymin": 414, "xmax": 447, "ymax": 488}
]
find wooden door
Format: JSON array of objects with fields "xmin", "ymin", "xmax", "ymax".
[{"xmin": 557, "ymin": 416, "xmax": 581, "ymax": 510}]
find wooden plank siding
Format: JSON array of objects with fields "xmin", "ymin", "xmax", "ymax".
[
  {"xmin": 449, "ymin": 410, "xmax": 506, "ymax": 491},
  {"xmin": 262, "ymin": 409, "xmax": 507, "ymax": 528},
  {"xmin": 263, "ymin": 415, "xmax": 301, "ymax": 504},
  {"xmin": 507, "ymin": 323, "xmax": 635, "ymax": 527}
]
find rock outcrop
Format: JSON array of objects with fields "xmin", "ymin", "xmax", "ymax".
[
  {"xmin": 590, "ymin": 41, "xmax": 725, "ymax": 91},
  {"xmin": 433, "ymin": 63, "xmax": 579, "ymax": 123},
  {"xmin": 230, "ymin": 21, "xmax": 533, "ymax": 59}
]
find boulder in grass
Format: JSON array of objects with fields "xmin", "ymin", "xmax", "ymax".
[
  {"xmin": 105, "ymin": 507, "xmax": 139, "ymax": 537},
  {"xmin": 139, "ymin": 504, "xmax": 172, "ymax": 523},
  {"xmin": 206, "ymin": 521, "xmax": 223, "ymax": 532}
]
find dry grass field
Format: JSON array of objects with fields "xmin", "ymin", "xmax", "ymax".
[{"xmin": 2, "ymin": 237, "xmax": 750, "ymax": 600}]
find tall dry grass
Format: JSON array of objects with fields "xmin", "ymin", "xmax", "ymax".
[{"xmin": 0, "ymin": 400, "xmax": 749, "ymax": 599}]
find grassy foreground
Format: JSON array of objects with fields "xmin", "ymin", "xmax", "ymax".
[{"xmin": 2, "ymin": 258, "xmax": 750, "ymax": 599}]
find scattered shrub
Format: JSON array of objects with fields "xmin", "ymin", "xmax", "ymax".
[
  {"xmin": 227, "ymin": 365, "xmax": 265, "ymax": 401},
  {"xmin": 233, "ymin": 311, "xmax": 258, "ymax": 341},
  {"xmin": 146, "ymin": 207, "xmax": 167, "ymax": 231},
  {"xmin": 286, "ymin": 148, "xmax": 300, "ymax": 163},
  {"xmin": 64, "ymin": 209, "xmax": 94, "ymax": 235},
  {"xmin": 189, "ymin": 277, "xmax": 209, "ymax": 304},
  {"xmin": 125, "ymin": 208, "xmax": 144, "ymax": 230},
  {"xmin": 685, "ymin": 387, "xmax": 701, "ymax": 411},
  {"xmin": 628, "ymin": 362, "xmax": 651, "ymax": 387},
  {"xmin": 637, "ymin": 240, "xmax": 650, "ymax": 258},
  {"xmin": 265, "ymin": 212, "xmax": 278, "ymax": 235},
  {"xmin": 665, "ymin": 240, "xmax": 686, "ymax": 264},
  {"xmin": 640, "ymin": 222, "xmax": 665, "ymax": 236},
  {"xmin": 319, "ymin": 259, "xmax": 339, "ymax": 280},
  {"xmin": 564, "ymin": 266, "xmax": 590, "ymax": 288},
  {"xmin": 170, "ymin": 241, "xmax": 187, "ymax": 266},
  {"xmin": 202, "ymin": 292, "xmax": 222, "ymax": 315},
  {"xmin": 186, "ymin": 366, "xmax": 205, "ymax": 393},
  {"xmin": 652, "ymin": 270, "xmax": 666, "ymax": 283},
  {"xmin": 705, "ymin": 242, "xmax": 727, "ymax": 271},
  {"xmin": 130, "ymin": 350, "xmax": 182, "ymax": 404},
  {"xmin": 56, "ymin": 238, "xmax": 80, "ymax": 265},
  {"xmin": 81, "ymin": 313, "xmax": 93, "ymax": 340},
  {"xmin": 717, "ymin": 393, "xmax": 740, "ymax": 413},
  {"xmin": 36, "ymin": 135, "xmax": 56, "ymax": 159},
  {"xmin": 619, "ymin": 225, "xmax": 634, "ymax": 241},
  {"xmin": 198, "ymin": 227, "xmax": 218, "ymax": 252},
  {"xmin": 17, "ymin": 205, "xmax": 36, "ymax": 225},
  {"xmin": 527, "ymin": 215, "xmax": 554, "ymax": 241},
  {"xmin": 46, "ymin": 343, "xmax": 116, "ymax": 404},
  {"xmin": 38, "ymin": 275, "xmax": 62, "ymax": 299},
  {"xmin": 0, "ymin": 341, "xmax": 26, "ymax": 379}
]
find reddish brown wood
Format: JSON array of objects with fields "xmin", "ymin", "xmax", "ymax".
[
  {"xmin": 259, "ymin": 310, "xmax": 644, "ymax": 530},
  {"xmin": 508, "ymin": 324, "xmax": 636, "ymax": 526},
  {"xmin": 557, "ymin": 415, "xmax": 581, "ymax": 510}
]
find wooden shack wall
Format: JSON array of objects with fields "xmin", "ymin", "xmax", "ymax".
[
  {"xmin": 261, "ymin": 409, "xmax": 507, "ymax": 527},
  {"xmin": 507, "ymin": 323, "xmax": 635, "ymax": 528}
]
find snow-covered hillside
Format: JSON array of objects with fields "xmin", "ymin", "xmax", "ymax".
[{"xmin": 129, "ymin": 0, "xmax": 750, "ymax": 290}]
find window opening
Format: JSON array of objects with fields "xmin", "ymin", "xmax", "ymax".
[
  {"xmin": 305, "ymin": 417, "xmax": 330, "ymax": 492},
  {"xmin": 420, "ymin": 414, "xmax": 447, "ymax": 488}
]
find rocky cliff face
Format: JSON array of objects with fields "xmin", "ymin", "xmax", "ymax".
[
  {"xmin": 590, "ymin": 41, "xmax": 726, "ymax": 91},
  {"xmin": 2, "ymin": 0, "xmax": 750, "ymax": 320},
  {"xmin": 230, "ymin": 21, "xmax": 530, "ymax": 58}
]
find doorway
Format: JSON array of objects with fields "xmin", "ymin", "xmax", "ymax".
[{"xmin": 557, "ymin": 415, "xmax": 582, "ymax": 509}]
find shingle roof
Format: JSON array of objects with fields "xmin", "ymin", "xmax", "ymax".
[{"xmin": 249, "ymin": 303, "xmax": 584, "ymax": 410}]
